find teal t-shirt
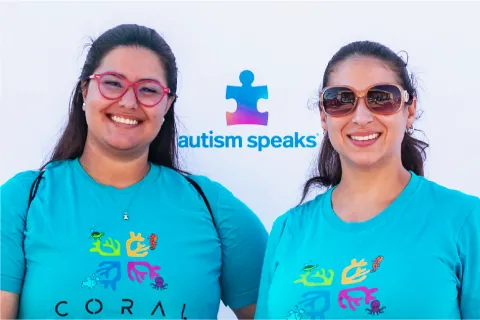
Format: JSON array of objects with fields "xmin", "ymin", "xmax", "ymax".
[
  {"xmin": 255, "ymin": 172, "xmax": 480, "ymax": 319},
  {"xmin": 1, "ymin": 159, "xmax": 268, "ymax": 319}
]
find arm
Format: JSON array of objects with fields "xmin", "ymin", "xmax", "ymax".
[
  {"xmin": 232, "ymin": 303, "xmax": 257, "ymax": 319},
  {"xmin": 254, "ymin": 214, "xmax": 288, "ymax": 319},
  {"xmin": 1, "ymin": 291, "xmax": 19, "ymax": 319},
  {"xmin": 457, "ymin": 199, "xmax": 480, "ymax": 319},
  {"xmin": 191, "ymin": 176, "xmax": 269, "ymax": 319},
  {"xmin": 216, "ymin": 185, "xmax": 268, "ymax": 319},
  {"xmin": 1, "ymin": 171, "xmax": 38, "ymax": 319}
]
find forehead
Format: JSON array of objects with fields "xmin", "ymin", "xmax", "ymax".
[
  {"xmin": 95, "ymin": 46, "xmax": 167, "ymax": 84},
  {"xmin": 328, "ymin": 56, "xmax": 399, "ymax": 90}
]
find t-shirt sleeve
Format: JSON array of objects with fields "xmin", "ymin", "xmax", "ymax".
[
  {"xmin": 254, "ymin": 213, "xmax": 289, "ymax": 319},
  {"xmin": 457, "ymin": 198, "xmax": 480, "ymax": 320},
  {"xmin": 0, "ymin": 171, "xmax": 38, "ymax": 294},
  {"xmin": 193, "ymin": 176, "xmax": 269, "ymax": 310}
]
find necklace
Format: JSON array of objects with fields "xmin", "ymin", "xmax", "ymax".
[
  {"xmin": 121, "ymin": 178, "xmax": 147, "ymax": 221},
  {"xmin": 79, "ymin": 160, "xmax": 150, "ymax": 221}
]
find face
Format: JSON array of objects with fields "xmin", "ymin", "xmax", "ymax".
[
  {"xmin": 82, "ymin": 46, "xmax": 174, "ymax": 155},
  {"xmin": 320, "ymin": 56, "xmax": 416, "ymax": 168}
]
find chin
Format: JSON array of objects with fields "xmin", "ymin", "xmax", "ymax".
[
  {"xmin": 105, "ymin": 139, "xmax": 141, "ymax": 152},
  {"xmin": 343, "ymin": 153, "xmax": 387, "ymax": 169}
]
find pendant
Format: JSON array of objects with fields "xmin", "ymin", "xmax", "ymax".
[{"xmin": 123, "ymin": 212, "xmax": 129, "ymax": 220}]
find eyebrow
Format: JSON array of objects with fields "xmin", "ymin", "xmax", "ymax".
[{"xmin": 108, "ymin": 71, "xmax": 163, "ymax": 83}]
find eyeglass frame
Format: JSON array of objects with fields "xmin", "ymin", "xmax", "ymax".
[
  {"xmin": 319, "ymin": 83, "xmax": 411, "ymax": 117},
  {"xmin": 88, "ymin": 71, "xmax": 173, "ymax": 107}
]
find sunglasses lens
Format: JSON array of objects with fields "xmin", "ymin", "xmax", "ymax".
[
  {"xmin": 367, "ymin": 85, "xmax": 402, "ymax": 114},
  {"xmin": 322, "ymin": 87, "xmax": 356, "ymax": 116}
]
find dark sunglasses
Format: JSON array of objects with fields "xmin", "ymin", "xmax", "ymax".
[{"xmin": 320, "ymin": 83, "xmax": 410, "ymax": 116}]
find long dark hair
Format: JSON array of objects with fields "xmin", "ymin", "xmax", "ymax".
[
  {"xmin": 300, "ymin": 40, "xmax": 429, "ymax": 203},
  {"xmin": 40, "ymin": 24, "xmax": 181, "ymax": 172}
]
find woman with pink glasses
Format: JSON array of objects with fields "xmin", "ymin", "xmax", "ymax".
[
  {"xmin": 1, "ymin": 24, "xmax": 268, "ymax": 319},
  {"xmin": 255, "ymin": 41, "xmax": 479, "ymax": 319}
]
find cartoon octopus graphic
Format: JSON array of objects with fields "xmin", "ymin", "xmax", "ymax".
[
  {"xmin": 151, "ymin": 276, "xmax": 168, "ymax": 290},
  {"xmin": 365, "ymin": 300, "xmax": 386, "ymax": 315}
]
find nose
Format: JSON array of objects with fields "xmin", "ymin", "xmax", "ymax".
[
  {"xmin": 352, "ymin": 97, "xmax": 373, "ymax": 126},
  {"xmin": 119, "ymin": 86, "xmax": 139, "ymax": 109}
]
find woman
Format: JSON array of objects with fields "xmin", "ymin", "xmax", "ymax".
[
  {"xmin": 255, "ymin": 41, "xmax": 479, "ymax": 319},
  {"xmin": 1, "ymin": 24, "xmax": 268, "ymax": 319}
]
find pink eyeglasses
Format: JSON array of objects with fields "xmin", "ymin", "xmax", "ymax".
[{"xmin": 88, "ymin": 72, "xmax": 172, "ymax": 107}]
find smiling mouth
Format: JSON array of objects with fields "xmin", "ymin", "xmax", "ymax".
[
  {"xmin": 348, "ymin": 133, "xmax": 381, "ymax": 141},
  {"xmin": 108, "ymin": 114, "xmax": 142, "ymax": 126}
]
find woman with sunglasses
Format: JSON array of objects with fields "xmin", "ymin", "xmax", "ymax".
[
  {"xmin": 0, "ymin": 24, "xmax": 268, "ymax": 319},
  {"xmin": 255, "ymin": 41, "xmax": 479, "ymax": 319}
]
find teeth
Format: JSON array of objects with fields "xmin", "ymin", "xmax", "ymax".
[
  {"xmin": 350, "ymin": 133, "xmax": 380, "ymax": 141},
  {"xmin": 111, "ymin": 115, "xmax": 138, "ymax": 125}
]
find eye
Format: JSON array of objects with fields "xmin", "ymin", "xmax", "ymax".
[
  {"xmin": 104, "ymin": 81, "xmax": 122, "ymax": 87},
  {"xmin": 139, "ymin": 87, "xmax": 159, "ymax": 94},
  {"xmin": 339, "ymin": 92, "xmax": 355, "ymax": 103}
]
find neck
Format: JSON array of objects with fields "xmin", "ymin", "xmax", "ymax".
[
  {"xmin": 332, "ymin": 157, "xmax": 411, "ymax": 222},
  {"xmin": 79, "ymin": 139, "xmax": 150, "ymax": 189}
]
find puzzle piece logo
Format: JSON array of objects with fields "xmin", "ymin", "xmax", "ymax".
[{"xmin": 226, "ymin": 70, "xmax": 269, "ymax": 126}]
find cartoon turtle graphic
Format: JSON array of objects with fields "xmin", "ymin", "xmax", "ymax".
[
  {"xmin": 302, "ymin": 261, "xmax": 319, "ymax": 272},
  {"xmin": 89, "ymin": 227, "xmax": 104, "ymax": 241}
]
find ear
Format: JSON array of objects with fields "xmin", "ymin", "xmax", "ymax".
[
  {"xmin": 165, "ymin": 95, "xmax": 175, "ymax": 114},
  {"xmin": 81, "ymin": 81, "xmax": 89, "ymax": 110},
  {"xmin": 320, "ymin": 108, "xmax": 328, "ymax": 132},
  {"xmin": 406, "ymin": 97, "xmax": 417, "ymax": 128}
]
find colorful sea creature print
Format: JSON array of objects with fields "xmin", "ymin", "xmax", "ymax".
[{"xmin": 365, "ymin": 300, "xmax": 386, "ymax": 315}]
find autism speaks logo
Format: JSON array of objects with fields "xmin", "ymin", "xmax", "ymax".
[
  {"xmin": 178, "ymin": 70, "xmax": 320, "ymax": 151},
  {"xmin": 226, "ymin": 70, "xmax": 269, "ymax": 126}
]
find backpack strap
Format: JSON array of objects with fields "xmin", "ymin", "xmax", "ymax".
[
  {"xmin": 183, "ymin": 175, "xmax": 217, "ymax": 229},
  {"xmin": 28, "ymin": 171, "xmax": 45, "ymax": 210}
]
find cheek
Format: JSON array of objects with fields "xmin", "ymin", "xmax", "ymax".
[
  {"xmin": 326, "ymin": 118, "xmax": 347, "ymax": 147},
  {"xmin": 85, "ymin": 91, "xmax": 111, "ymax": 113},
  {"xmin": 326, "ymin": 118, "xmax": 346, "ymax": 135},
  {"xmin": 84, "ymin": 98, "xmax": 114, "ymax": 129},
  {"xmin": 380, "ymin": 116, "xmax": 407, "ymax": 140},
  {"xmin": 84, "ymin": 101, "xmax": 105, "ymax": 121},
  {"xmin": 144, "ymin": 106, "xmax": 165, "ymax": 125}
]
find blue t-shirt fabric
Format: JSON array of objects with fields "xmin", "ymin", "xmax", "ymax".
[
  {"xmin": 255, "ymin": 172, "xmax": 480, "ymax": 319},
  {"xmin": 1, "ymin": 158, "xmax": 268, "ymax": 319}
]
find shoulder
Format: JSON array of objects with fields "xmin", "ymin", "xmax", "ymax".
[
  {"xmin": 186, "ymin": 174, "xmax": 228, "ymax": 197},
  {"xmin": 0, "ymin": 169, "xmax": 42, "ymax": 222},
  {"xmin": 414, "ymin": 175, "xmax": 480, "ymax": 243},
  {"xmin": 269, "ymin": 192, "xmax": 327, "ymax": 240},
  {"xmin": 158, "ymin": 167, "xmax": 257, "ymax": 212},
  {"xmin": 0, "ymin": 160, "xmax": 73, "ymax": 203},
  {"xmin": 154, "ymin": 167, "xmax": 223, "ymax": 200},
  {"xmin": 418, "ymin": 175, "xmax": 479, "ymax": 219},
  {"xmin": 180, "ymin": 172, "xmax": 240, "ymax": 207},
  {"xmin": 1, "ymin": 170, "xmax": 41, "ymax": 199},
  {"xmin": 278, "ymin": 192, "xmax": 328, "ymax": 228},
  {"xmin": 185, "ymin": 173, "xmax": 266, "ymax": 228}
]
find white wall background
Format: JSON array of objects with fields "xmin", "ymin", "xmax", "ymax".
[{"xmin": 1, "ymin": 1, "xmax": 479, "ymax": 318}]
